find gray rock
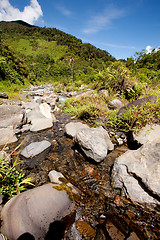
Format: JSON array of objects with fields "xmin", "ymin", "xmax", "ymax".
[
  {"xmin": 118, "ymin": 95, "xmax": 157, "ymax": 116},
  {"xmin": 27, "ymin": 105, "xmax": 53, "ymax": 132},
  {"xmin": 0, "ymin": 92, "xmax": 8, "ymax": 99},
  {"xmin": 0, "ymin": 105, "xmax": 24, "ymax": 128},
  {"xmin": 96, "ymin": 126, "xmax": 114, "ymax": 151},
  {"xmin": 112, "ymin": 138, "xmax": 160, "ymax": 210},
  {"xmin": 30, "ymin": 118, "xmax": 53, "ymax": 132},
  {"xmin": 39, "ymin": 103, "xmax": 52, "ymax": 119},
  {"xmin": 20, "ymin": 140, "xmax": 51, "ymax": 167},
  {"xmin": 74, "ymin": 127, "xmax": 113, "ymax": 162},
  {"xmin": 108, "ymin": 99, "xmax": 123, "ymax": 109},
  {"xmin": 133, "ymin": 124, "xmax": 160, "ymax": 145},
  {"xmin": 1, "ymin": 183, "xmax": 75, "ymax": 240},
  {"xmin": 65, "ymin": 122, "xmax": 89, "ymax": 138},
  {"xmin": 100, "ymin": 89, "xmax": 109, "ymax": 98},
  {"xmin": 0, "ymin": 127, "xmax": 18, "ymax": 146}
]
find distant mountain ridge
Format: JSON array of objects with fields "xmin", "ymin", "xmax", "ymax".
[{"xmin": 0, "ymin": 20, "xmax": 115, "ymax": 62}]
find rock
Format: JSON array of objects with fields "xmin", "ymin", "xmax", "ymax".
[
  {"xmin": 1, "ymin": 183, "xmax": 75, "ymax": 240},
  {"xmin": 39, "ymin": 103, "xmax": 52, "ymax": 119},
  {"xmin": 118, "ymin": 95, "xmax": 157, "ymax": 116},
  {"xmin": 49, "ymin": 170, "xmax": 64, "ymax": 184},
  {"xmin": 96, "ymin": 126, "xmax": 114, "ymax": 151},
  {"xmin": 133, "ymin": 124, "xmax": 160, "ymax": 145},
  {"xmin": 100, "ymin": 89, "xmax": 109, "ymax": 99},
  {"xmin": 112, "ymin": 138, "xmax": 160, "ymax": 210},
  {"xmin": 126, "ymin": 232, "xmax": 140, "ymax": 240},
  {"xmin": 20, "ymin": 140, "xmax": 51, "ymax": 167},
  {"xmin": 0, "ymin": 92, "xmax": 8, "ymax": 99},
  {"xmin": 74, "ymin": 127, "xmax": 113, "ymax": 162},
  {"xmin": 48, "ymin": 170, "xmax": 79, "ymax": 195},
  {"xmin": 20, "ymin": 124, "xmax": 31, "ymax": 132},
  {"xmin": 0, "ymin": 105, "xmax": 24, "ymax": 128},
  {"xmin": 30, "ymin": 118, "xmax": 53, "ymax": 132},
  {"xmin": 22, "ymin": 101, "xmax": 39, "ymax": 111},
  {"xmin": 0, "ymin": 127, "xmax": 18, "ymax": 146},
  {"xmin": 27, "ymin": 105, "xmax": 53, "ymax": 132},
  {"xmin": 106, "ymin": 220, "xmax": 125, "ymax": 240},
  {"xmin": 73, "ymin": 90, "xmax": 94, "ymax": 99},
  {"xmin": 108, "ymin": 99, "xmax": 123, "ymax": 109},
  {"xmin": 65, "ymin": 122, "xmax": 89, "ymax": 138}
]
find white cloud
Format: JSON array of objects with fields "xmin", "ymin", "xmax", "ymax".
[
  {"xmin": 101, "ymin": 42, "xmax": 136, "ymax": 49},
  {"xmin": 83, "ymin": 5, "xmax": 125, "ymax": 34},
  {"xmin": 0, "ymin": 0, "xmax": 43, "ymax": 25},
  {"xmin": 55, "ymin": 4, "xmax": 72, "ymax": 17},
  {"xmin": 146, "ymin": 45, "xmax": 152, "ymax": 54}
]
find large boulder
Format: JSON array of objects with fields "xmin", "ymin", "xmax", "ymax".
[
  {"xmin": 0, "ymin": 127, "xmax": 18, "ymax": 146},
  {"xmin": 1, "ymin": 183, "xmax": 75, "ymax": 240},
  {"xmin": 112, "ymin": 138, "xmax": 160, "ymax": 210},
  {"xmin": 27, "ymin": 104, "xmax": 53, "ymax": 132},
  {"xmin": 65, "ymin": 122, "xmax": 89, "ymax": 138},
  {"xmin": 74, "ymin": 127, "xmax": 114, "ymax": 162},
  {"xmin": 20, "ymin": 140, "xmax": 51, "ymax": 167},
  {"xmin": 133, "ymin": 124, "xmax": 160, "ymax": 145},
  {"xmin": 0, "ymin": 105, "xmax": 24, "ymax": 128},
  {"xmin": 118, "ymin": 95, "xmax": 157, "ymax": 116}
]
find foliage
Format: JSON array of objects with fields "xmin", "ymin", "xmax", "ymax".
[
  {"xmin": 62, "ymin": 92, "xmax": 110, "ymax": 125},
  {"xmin": 126, "ymin": 49, "xmax": 160, "ymax": 87},
  {"xmin": 0, "ymin": 144, "xmax": 34, "ymax": 200},
  {"xmin": 0, "ymin": 20, "xmax": 115, "ymax": 89},
  {"xmin": 106, "ymin": 98, "xmax": 160, "ymax": 132}
]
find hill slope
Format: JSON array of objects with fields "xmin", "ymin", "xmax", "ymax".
[{"xmin": 0, "ymin": 20, "xmax": 116, "ymax": 90}]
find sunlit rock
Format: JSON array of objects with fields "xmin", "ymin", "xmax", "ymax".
[
  {"xmin": 65, "ymin": 122, "xmax": 89, "ymax": 138},
  {"xmin": 39, "ymin": 103, "xmax": 52, "ymax": 119},
  {"xmin": 0, "ymin": 127, "xmax": 17, "ymax": 146},
  {"xmin": 20, "ymin": 140, "xmax": 51, "ymax": 167},
  {"xmin": 27, "ymin": 105, "xmax": 53, "ymax": 132},
  {"xmin": 1, "ymin": 183, "xmax": 75, "ymax": 240},
  {"xmin": 74, "ymin": 127, "xmax": 113, "ymax": 162},
  {"xmin": 133, "ymin": 124, "xmax": 160, "ymax": 145},
  {"xmin": 108, "ymin": 99, "xmax": 123, "ymax": 109},
  {"xmin": 112, "ymin": 137, "xmax": 160, "ymax": 210}
]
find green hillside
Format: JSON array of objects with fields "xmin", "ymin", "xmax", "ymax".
[{"xmin": 0, "ymin": 20, "xmax": 116, "ymax": 95}]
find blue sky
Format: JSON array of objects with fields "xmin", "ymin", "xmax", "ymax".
[{"xmin": 0, "ymin": 0, "xmax": 160, "ymax": 59}]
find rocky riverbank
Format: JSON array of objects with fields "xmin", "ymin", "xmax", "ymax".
[{"xmin": 0, "ymin": 85, "xmax": 159, "ymax": 240}]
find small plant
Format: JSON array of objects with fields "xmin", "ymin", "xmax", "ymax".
[
  {"xmin": 106, "ymin": 98, "xmax": 160, "ymax": 132},
  {"xmin": 0, "ymin": 144, "xmax": 34, "ymax": 200}
]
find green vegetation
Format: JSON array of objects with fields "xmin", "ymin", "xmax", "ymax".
[
  {"xmin": 106, "ymin": 99, "xmax": 160, "ymax": 132},
  {"xmin": 0, "ymin": 144, "xmax": 33, "ymax": 200},
  {"xmin": 0, "ymin": 20, "xmax": 115, "ymax": 95}
]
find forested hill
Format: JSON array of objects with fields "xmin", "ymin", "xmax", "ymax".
[
  {"xmin": 0, "ymin": 20, "xmax": 116, "ymax": 91},
  {"xmin": 0, "ymin": 20, "xmax": 115, "ymax": 62}
]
